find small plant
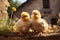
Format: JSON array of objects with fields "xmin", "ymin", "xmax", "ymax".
[{"xmin": 0, "ymin": 19, "xmax": 11, "ymax": 33}]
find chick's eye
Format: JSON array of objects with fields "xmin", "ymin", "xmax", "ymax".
[
  {"xmin": 34, "ymin": 14, "xmax": 37, "ymax": 15},
  {"xmin": 34, "ymin": 13, "xmax": 38, "ymax": 15},
  {"xmin": 23, "ymin": 15, "xmax": 28, "ymax": 17}
]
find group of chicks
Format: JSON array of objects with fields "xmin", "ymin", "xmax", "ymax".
[{"xmin": 13, "ymin": 10, "xmax": 51, "ymax": 35}]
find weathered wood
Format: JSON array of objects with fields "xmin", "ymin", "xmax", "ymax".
[{"xmin": 0, "ymin": 29, "xmax": 60, "ymax": 40}]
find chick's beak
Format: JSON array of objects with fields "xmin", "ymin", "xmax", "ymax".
[
  {"xmin": 34, "ymin": 14, "xmax": 39, "ymax": 19},
  {"xmin": 25, "ymin": 17, "xmax": 29, "ymax": 20},
  {"xmin": 36, "ymin": 15, "xmax": 39, "ymax": 17}
]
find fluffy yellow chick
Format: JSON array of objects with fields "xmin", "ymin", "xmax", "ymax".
[
  {"xmin": 31, "ymin": 10, "xmax": 49, "ymax": 33},
  {"xmin": 13, "ymin": 12, "xmax": 31, "ymax": 34}
]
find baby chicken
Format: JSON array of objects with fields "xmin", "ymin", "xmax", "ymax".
[
  {"xmin": 13, "ymin": 12, "xmax": 31, "ymax": 35},
  {"xmin": 31, "ymin": 10, "xmax": 49, "ymax": 33}
]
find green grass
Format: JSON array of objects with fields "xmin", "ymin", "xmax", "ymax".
[{"xmin": 0, "ymin": 18, "xmax": 16, "ymax": 33}]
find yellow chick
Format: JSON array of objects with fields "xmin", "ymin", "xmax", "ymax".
[
  {"xmin": 13, "ymin": 12, "xmax": 31, "ymax": 34},
  {"xmin": 57, "ymin": 19, "xmax": 60, "ymax": 26},
  {"xmin": 31, "ymin": 10, "xmax": 49, "ymax": 33}
]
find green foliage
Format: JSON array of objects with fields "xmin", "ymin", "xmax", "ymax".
[
  {"xmin": 8, "ymin": 0, "xmax": 18, "ymax": 8},
  {"xmin": 8, "ymin": 0, "xmax": 18, "ymax": 19},
  {"xmin": 0, "ymin": 19, "xmax": 10, "ymax": 32},
  {"xmin": 0, "ymin": 17, "xmax": 15, "ymax": 33}
]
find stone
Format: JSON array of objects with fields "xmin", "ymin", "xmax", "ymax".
[{"xmin": 0, "ymin": 0, "xmax": 10, "ymax": 24}]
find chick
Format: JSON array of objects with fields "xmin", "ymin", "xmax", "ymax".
[
  {"xmin": 57, "ymin": 19, "xmax": 60, "ymax": 26},
  {"xmin": 31, "ymin": 10, "xmax": 49, "ymax": 33},
  {"xmin": 13, "ymin": 12, "xmax": 31, "ymax": 34}
]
